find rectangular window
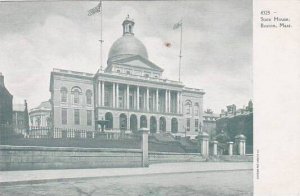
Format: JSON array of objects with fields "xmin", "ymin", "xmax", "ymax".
[
  {"xmin": 195, "ymin": 108, "xmax": 198, "ymax": 116},
  {"xmin": 74, "ymin": 92, "xmax": 79, "ymax": 104},
  {"xmin": 129, "ymin": 94, "xmax": 134, "ymax": 109},
  {"xmin": 139, "ymin": 95, "xmax": 143, "ymax": 110},
  {"xmin": 119, "ymin": 96, "xmax": 123, "ymax": 108},
  {"xmin": 186, "ymin": 106, "xmax": 190, "ymax": 114},
  {"xmin": 186, "ymin": 118, "xmax": 190, "ymax": 131},
  {"xmin": 104, "ymin": 90, "xmax": 110, "ymax": 107},
  {"xmin": 86, "ymin": 94, "xmax": 92, "ymax": 105},
  {"xmin": 62, "ymin": 108, "xmax": 67, "ymax": 125},
  {"xmin": 87, "ymin": 110, "xmax": 92, "ymax": 126},
  {"xmin": 149, "ymin": 95, "xmax": 153, "ymax": 111},
  {"xmin": 61, "ymin": 92, "xmax": 67, "ymax": 103},
  {"xmin": 195, "ymin": 119, "xmax": 199, "ymax": 132},
  {"xmin": 74, "ymin": 109, "xmax": 80, "ymax": 125}
]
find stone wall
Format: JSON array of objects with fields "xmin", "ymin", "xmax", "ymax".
[
  {"xmin": 0, "ymin": 145, "xmax": 142, "ymax": 171},
  {"xmin": 149, "ymin": 152, "xmax": 253, "ymax": 164},
  {"xmin": 209, "ymin": 155, "xmax": 253, "ymax": 162},
  {"xmin": 149, "ymin": 151, "xmax": 206, "ymax": 164}
]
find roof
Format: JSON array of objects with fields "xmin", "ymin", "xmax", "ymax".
[
  {"xmin": 30, "ymin": 101, "xmax": 51, "ymax": 112},
  {"xmin": 108, "ymin": 17, "xmax": 148, "ymax": 61},
  {"xmin": 0, "ymin": 86, "xmax": 13, "ymax": 98},
  {"xmin": 36, "ymin": 101, "xmax": 51, "ymax": 110},
  {"xmin": 108, "ymin": 35, "xmax": 148, "ymax": 61},
  {"xmin": 203, "ymin": 112, "xmax": 219, "ymax": 118}
]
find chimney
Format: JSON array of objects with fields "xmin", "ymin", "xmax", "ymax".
[{"xmin": 0, "ymin": 72, "xmax": 4, "ymax": 87}]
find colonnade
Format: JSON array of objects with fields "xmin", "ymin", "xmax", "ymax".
[{"xmin": 97, "ymin": 81, "xmax": 182, "ymax": 114}]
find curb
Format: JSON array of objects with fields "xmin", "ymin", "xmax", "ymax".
[{"xmin": 0, "ymin": 168, "xmax": 253, "ymax": 186}]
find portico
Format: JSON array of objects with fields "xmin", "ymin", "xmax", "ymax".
[{"xmin": 96, "ymin": 79, "xmax": 182, "ymax": 114}]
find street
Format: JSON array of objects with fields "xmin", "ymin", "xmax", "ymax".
[{"xmin": 0, "ymin": 170, "xmax": 252, "ymax": 196}]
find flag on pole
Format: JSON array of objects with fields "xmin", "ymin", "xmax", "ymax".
[
  {"xmin": 88, "ymin": 1, "xmax": 102, "ymax": 16},
  {"xmin": 173, "ymin": 21, "xmax": 182, "ymax": 30}
]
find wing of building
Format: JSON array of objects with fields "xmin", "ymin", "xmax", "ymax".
[{"xmin": 49, "ymin": 16, "xmax": 205, "ymax": 138}]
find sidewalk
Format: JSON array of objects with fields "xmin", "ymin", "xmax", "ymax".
[{"xmin": 0, "ymin": 162, "xmax": 253, "ymax": 185}]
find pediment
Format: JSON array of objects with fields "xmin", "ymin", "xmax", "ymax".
[{"xmin": 107, "ymin": 55, "xmax": 163, "ymax": 72}]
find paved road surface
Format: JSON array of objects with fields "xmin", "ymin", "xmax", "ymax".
[
  {"xmin": 0, "ymin": 170, "xmax": 253, "ymax": 196},
  {"xmin": 0, "ymin": 162, "xmax": 253, "ymax": 184}
]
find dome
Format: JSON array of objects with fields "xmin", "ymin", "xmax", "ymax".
[
  {"xmin": 108, "ymin": 35, "xmax": 148, "ymax": 61},
  {"xmin": 107, "ymin": 16, "xmax": 148, "ymax": 61}
]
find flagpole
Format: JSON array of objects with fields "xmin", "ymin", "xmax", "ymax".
[
  {"xmin": 99, "ymin": 2, "xmax": 103, "ymax": 71},
  {"xmin": 178, "ymin": 21, "xmax": 183, "ymax": 82}
]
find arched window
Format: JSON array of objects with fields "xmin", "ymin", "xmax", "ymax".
[
  {"xmin": 195, "ymin": 119, "xmax": 199, "ymax": 132},
  {"xmin": 105, "ymin": 112, "xmax": 113, "ymax": 130},
  {"xmin": 71, "ymin": 87, "xmax": 82, "ymax": 104},
  {"xmin": 129, "ymin": 25, "xmax": 132, "ymax": 33},
  {"xmin": 159, "ymin": 117, "xmax": 166, "ymax": 132},
  {"xmin": 46, "ymin": 117, "xmax": 51, "ymax": 127},
  {"xmin": 150, "ymin": 116, "xmax": 157, "ymax": 133},
  {"xmin": 86, "ymin": 90, "xmax": 93, "ymax": 105},
  {"xmin": 140, "ymin": 115, "xmax": 147, "ymax": 128},
  {"xmin": 120, "ymin": 113, "xmax": 127, "ymax": 130},
  {"xmin": 171, "ymin": 118, "xmax": 178, "ymax": 133},
  {"xmin": 186, "ymin": 118, "xmax": 190, "ymax": 131},
  {"xmin": 130, "ymin": 114, "xmax": 138, "ymax": 132},
  {"xmin": 185, "ymin": 100, "xmax": 192, "ymax": 115},
  {"xmin": 194, "ymin": 103, "xmax": 199, "ymax": 116},
  {"xmin": 60, "ymin": 87, "xmax": 68, "ymax": 103}
]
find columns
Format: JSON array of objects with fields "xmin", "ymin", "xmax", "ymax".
[
  {"xmin": 137, "ymin": 115, "xmax": 140, "ymax": 129},
  {"xmin": 140, "ymin": 128, "xmax": 149, "ymax": 167},
  {"xmin": 152, "ymin": 91, "xmax": 155, "ymax": 112},
  {"xmin": 112, "ymin": 83, "xmax": 116, "ymax": 108},
  {"xmin": 126, "ymin": 85, "xmax": 130, "ymax": 109},
  {"xmin": 116, "ymin": 83, "xmax": 119, "ymax": 108},
  {"xmin": 101, "ymin": 82, "xmax": 105, "ymax": 106},
  {"xmin": 168, "ymin": 90, "xmax": 171, "ymax": 113},
  {"xmin": 212, "ymin": 141, "xmax": 218, "ymax": 155},
  {"xmin": 228, "ymin": 142, "xmax": 234, "ymax": 155},
  {"xmin": 146, "ymin": 88, "xmax": 149, "ymax": 111},
  {"xmin": 177, "ymin": 92, "xmax": 180, "ymax": 114},
  {"xmin": 98, "ymin": 81, "xmax": 101, "ymax": 106},
  {"xmin": 137, "ymin": 86, "xmax": 140, "ymax": 111},
  {"xmin": 179, "ymin": 92, "xmax": 182, "ymax": 113},
  {"xmin": 165, "ymin": 90, "xmax": 168, "ymax": 113},
  {"xmin": 156, "ymin": 89, "xmax": 159, "ymax": 112}
]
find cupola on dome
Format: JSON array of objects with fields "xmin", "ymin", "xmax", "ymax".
[{"xmin": 108, "ymin": 15, "xmax": 148, "ymax": 61}]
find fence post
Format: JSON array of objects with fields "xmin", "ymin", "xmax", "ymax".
[
  {"xmin": 139, "ymin": 128, "xmax": 149, "ymax": 167},
  {"xmin": 235, "ymin": 134, "xmax": 246, "ymax": 155},
  {"xmin": 198, "ymin": 132, "xmax": 209, "ymax": 157},
  {"xmin": 212, "ymin": 140, "xmax": 218, "ymax": 155},
  {"xmin": 228, "ymin": 141, "xmax": 234, "ymax": 155}
]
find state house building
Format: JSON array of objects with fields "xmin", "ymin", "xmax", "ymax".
[{"xmin": 50, "ymin": 16, "xmax": 205, "ymax": 138}]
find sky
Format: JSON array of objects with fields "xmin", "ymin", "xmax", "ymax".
[{"xmin": 0, "ymin": 0, "xmax": 252, "ymax": 112}]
